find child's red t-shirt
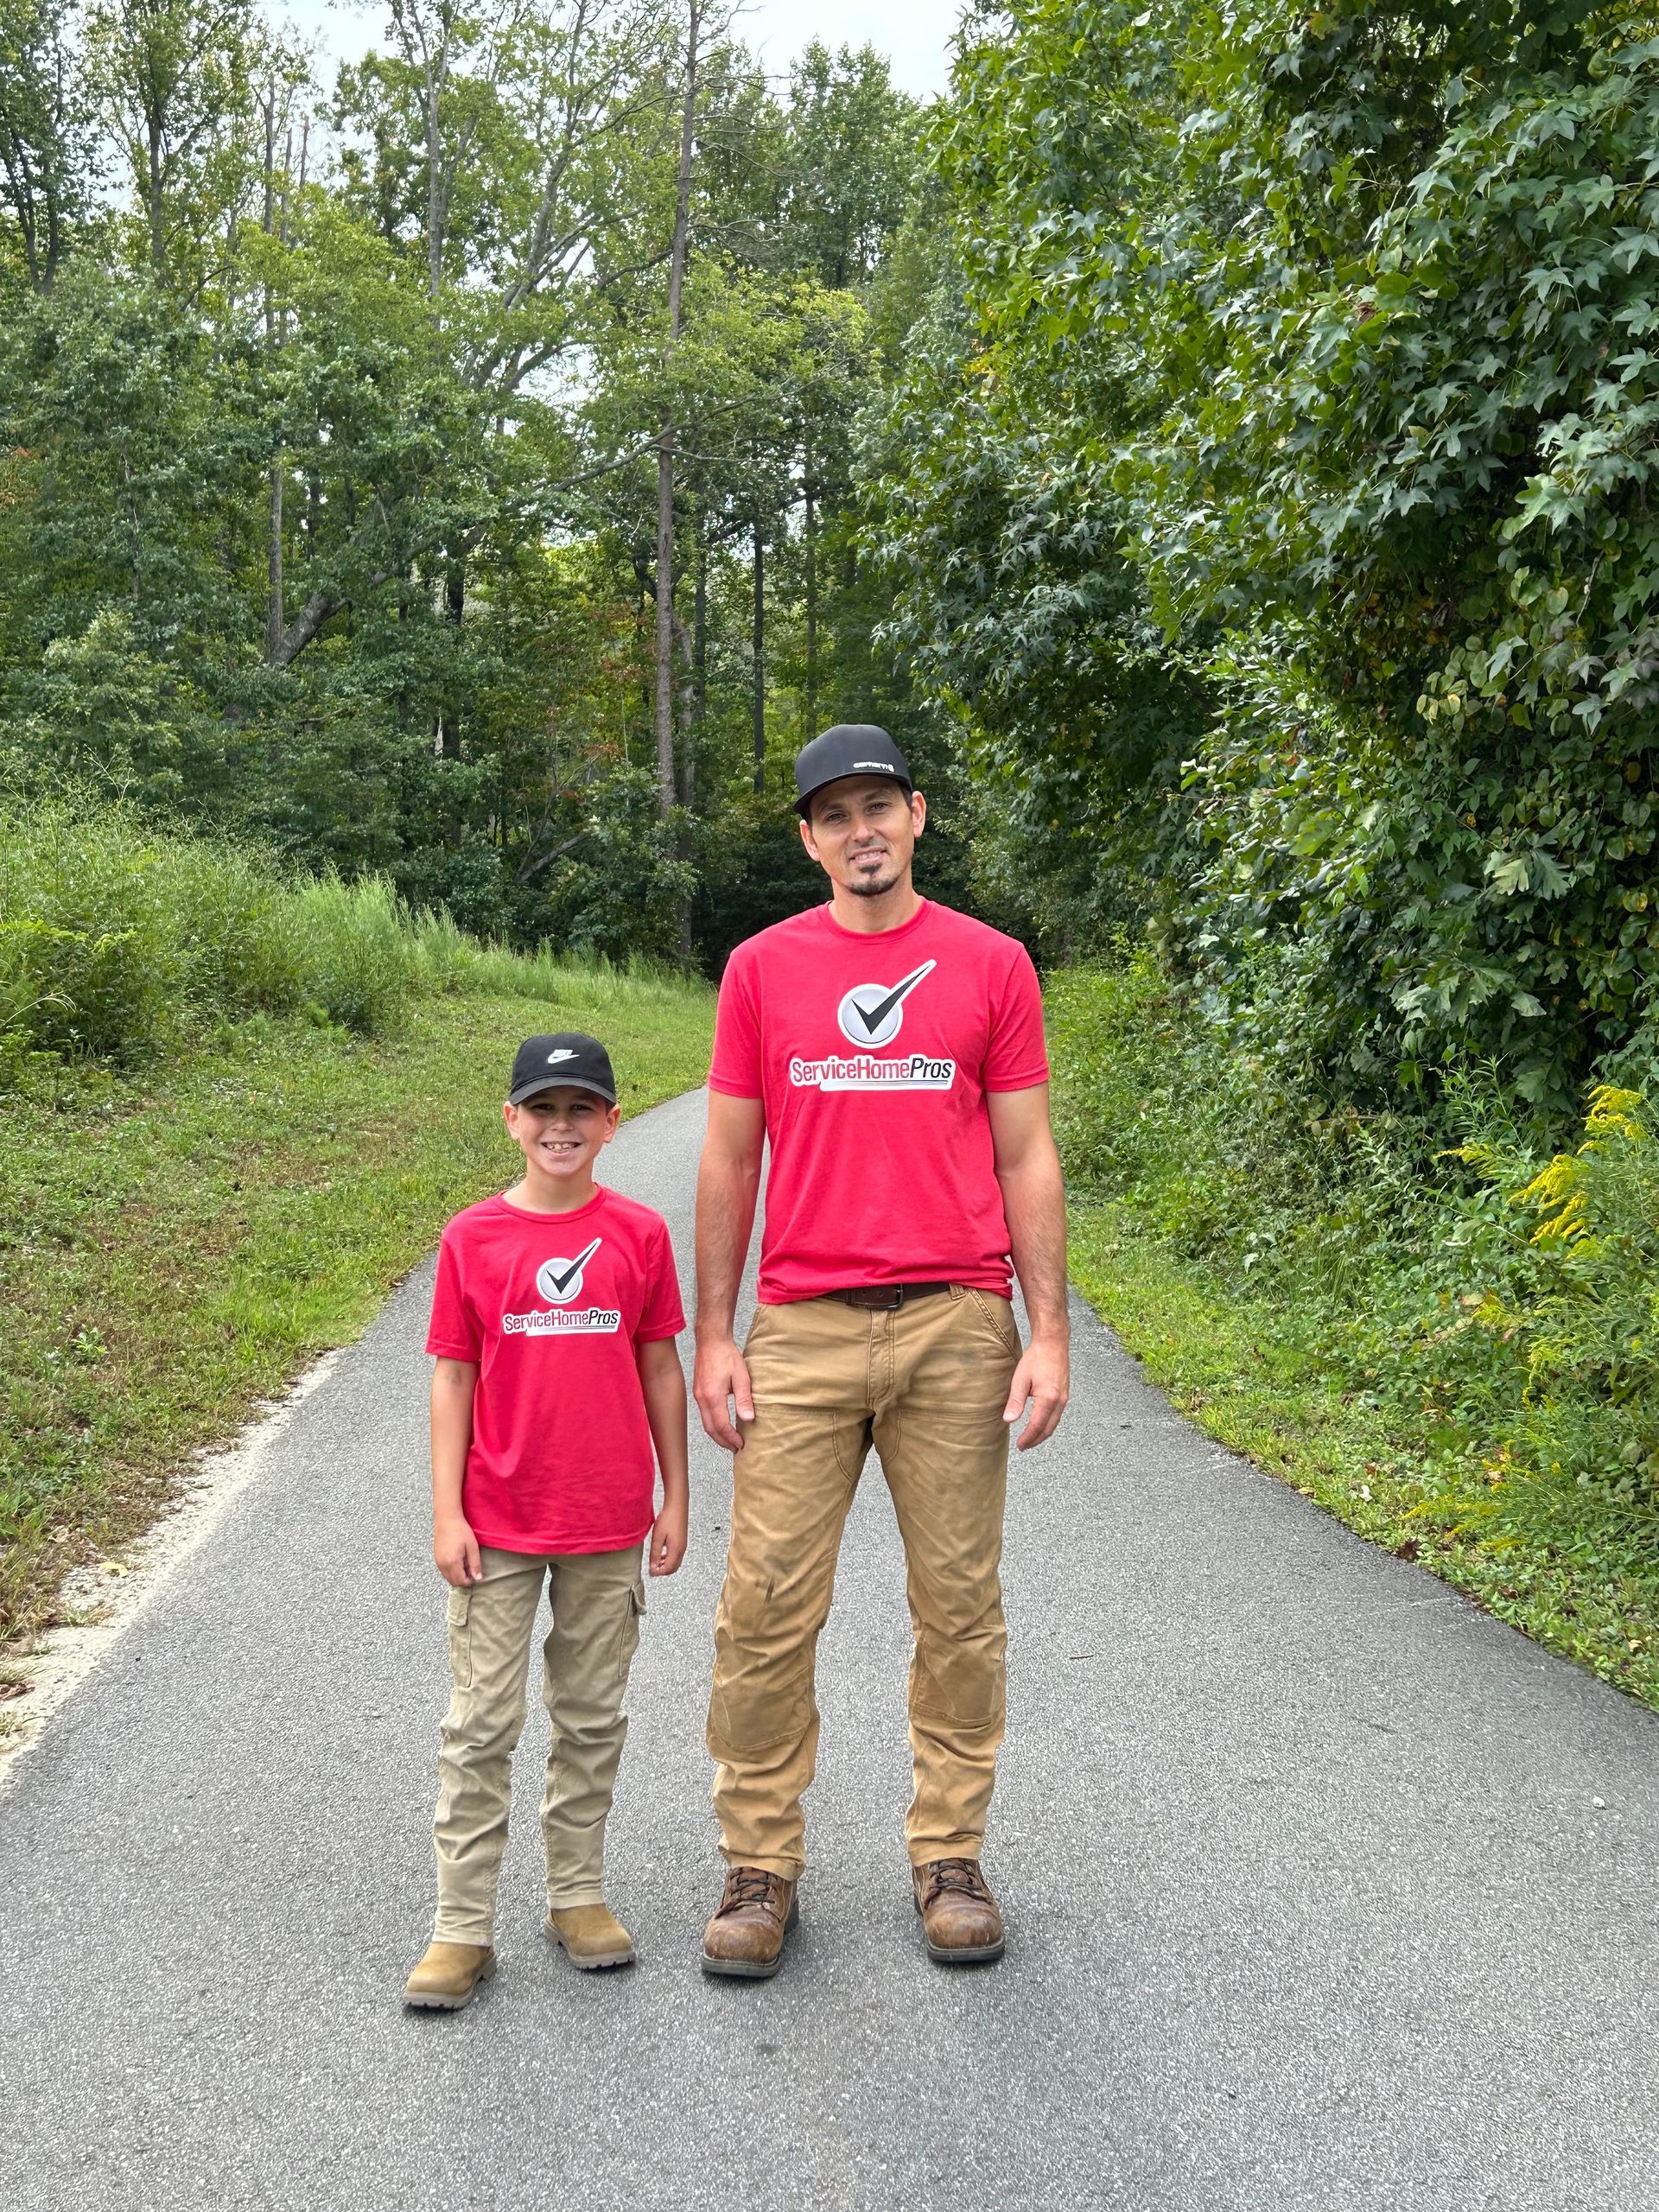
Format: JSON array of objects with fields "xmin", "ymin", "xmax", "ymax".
[
  {"xmin": 425, "ymin": 1185, "xmax": 684, "ymax": 1554},
  {"xmin": 708, "ymin": 899, "xmax": 1049, "ymax": 1304}
]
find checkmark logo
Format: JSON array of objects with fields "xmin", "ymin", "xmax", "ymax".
[
  {"xmin": 836, "ymin": 960, "xmax": 938, "ymax": 1048},
  {"xmin": 535, "ymin": 1236, "xmax": 602, "ymax": 1306}
]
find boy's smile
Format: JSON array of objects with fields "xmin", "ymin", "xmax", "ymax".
[{"xmin": 503, "ymin": 1085, "xmax": 620, "ymax": 1210}]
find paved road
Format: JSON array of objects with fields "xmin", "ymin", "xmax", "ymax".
[{"xmin": 4, "ymin": 1086, "xmax": 1658, "ymax": 2211}]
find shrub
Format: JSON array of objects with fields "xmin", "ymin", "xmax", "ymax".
[
  {"xmin": 289, "ymin": 873, "xmax": 414, "ymax": 1038},
  {"xmin": 1050, "ymin": 957, "xmax": 1659, "ymax": 1573},
  {"xmin": 0, "ymin": 801, "xmax": 419, "ymax": 1068},
  {"xmin": 0, "ymin": 806, "xmax": 190, "ymax": 1062}
]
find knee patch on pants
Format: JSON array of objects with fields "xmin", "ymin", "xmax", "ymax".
[
  {"xmin": 911, "ymin": 1633, "xmax": 1006, "ymax": 1730},
  {"xmin": 707, "ymin": 1647, "xmax": 813, "ymax": 1760}
]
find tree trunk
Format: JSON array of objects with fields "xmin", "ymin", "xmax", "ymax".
[
  {"xmin": 804, "ymin": 469, "xmax": 817, "ymax": 735},
  {"xmin": 427, "ymin": 83, "xmax": 445, "ymax": 297},
  {"xmin": 652, "ymin": 0, "xmax": 700, "ymax": 822},
  {"xmin": 147, "ymin": 115, "xmax": 163, "ymax": 271},
  {"xmin": 440, "ymin": 556, "xmax": 464, "ymax": 759},
  {"xmin": 690, "ymin": 537, "xmax": 707, "ymax": 797},
  {"xmin": 752, "ymin": 524, "xmax": 766, "ymax": 795},
  {"xmin": 264, "ymin": 97, "xmax": 281, "ymax": 658},
  {"xmin": 268, "ymin": 461, "xmax": 283, "ymax": 658}
]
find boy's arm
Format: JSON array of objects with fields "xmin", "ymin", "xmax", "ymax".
[
  {"xmin": 693, "ymin": 1090, "xmax": 766, "ymax": 1448},
  {"xmin": 637, "ymin": 1337, "xmax": 689, "ymax": 1576},
  {"xmin": 431, "ymin": 1357, "xmax": 483, "ymax": 1586}
]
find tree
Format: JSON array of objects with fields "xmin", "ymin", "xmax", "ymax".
[{"xmin": 0, "ymin": 0, "xmax": 84, "ymax": 289}]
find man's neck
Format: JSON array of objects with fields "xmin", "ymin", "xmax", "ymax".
[
  {"xmin": 828, "ymin": 877, "xmax": 922, "ymax": 935},
  {"xmin": 503, "ymin": 1169, "xmax": 601, "ymax": 1216}
]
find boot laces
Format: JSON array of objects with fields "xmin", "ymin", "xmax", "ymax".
[
  {"xmin": 924, "ymin": 1856, "xmax": 988, "ymax": 1903},
  {"xmin": 720, "ymin": 1866, "xmax": 782, "ymax": 1916}
]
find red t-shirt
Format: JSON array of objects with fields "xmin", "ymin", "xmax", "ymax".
[
  {"xmin": 709, "ymin": 899, "xmax": 1049, "ymax": 1303},
  {"xmin": 425, "ymin": 1186, "xmax": 684, "ymax": 1554}
]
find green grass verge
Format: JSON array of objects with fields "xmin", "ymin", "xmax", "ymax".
[
  {"xmin": 1, "ymin": 980, "xmax": 713, "ymax": 1657},
  {"xmin": 1068, "ymin": 1200, "xmax": 1659, "ymax": 1713}
]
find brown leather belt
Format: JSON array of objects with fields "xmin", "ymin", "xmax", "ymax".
[{"xmin": 831, "ymin": 1282, "xmax": 954, "ymax": 1310}]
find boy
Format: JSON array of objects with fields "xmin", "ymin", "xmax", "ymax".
[{"xmin": 404, "ymin": 1031, "xmax": 688, "ymax": 2011}]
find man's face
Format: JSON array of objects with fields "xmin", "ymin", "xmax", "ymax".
[
  {"xmin": 800, "ymin": 776, "xmax": 926, "ymax": 899},
  {"xmin": 502, "ymin": 1086, "xmax": 619, "ymax": 1180}
]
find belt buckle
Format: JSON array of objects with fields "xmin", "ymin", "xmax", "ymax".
[{"xmin": 846, "ymin": 1285, "xmax": 903, "ymax": 1310}]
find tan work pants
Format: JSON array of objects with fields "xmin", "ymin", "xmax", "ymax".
[
  {"xmin": 431, "ymin": 1541, "xmax": 645, "ymax": 1943},
  {"xmin": 707, "ymin": 1286, "xmax": 1021, "ymax": 1880}
]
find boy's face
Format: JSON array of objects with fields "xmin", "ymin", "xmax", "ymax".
[{"xmin": 503, "ymin": 1085, "xmax": 620, "ymax": 1184}]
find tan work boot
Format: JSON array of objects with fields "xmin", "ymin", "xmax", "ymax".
[
  {"xmin": 700, "ymin": 1866, "xmax": 798, "ymax": 1980},
  {"xmin": 403, "ymin": 1940, "xmax": 497, "ymax": 2010},
  {"xmin": 545, "ymin": 1903, "xmax": 635, "ymax": 1971},
  {"xmin": 912, "ymin": 1858, "xmax": 1005, "ymax": 1964}
]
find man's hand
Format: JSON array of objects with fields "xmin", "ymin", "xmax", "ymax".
[
  {"xmin": 1002, "ymin": 1336, "xmax": 1070, "ymax": 1452},
  {"xmin": 435, "ymin": 1511, "xmax": 482, "ymax": 1587},
  {"xmin": 694, "ymin": 1334, "xmax": 756, "ymax": 1451},
  {"xmin": 649, "ymin": 1493, "xmax": 688, "ymax": 1576}
]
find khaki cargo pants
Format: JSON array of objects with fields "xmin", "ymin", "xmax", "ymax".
[
  {"xmin": 431, "ymin": 1541, "xmax": 645, "ymax": 1944},
  {"xmin": 707, "ymin": 1286, "xmax": 1021, "ymax": 1879}
]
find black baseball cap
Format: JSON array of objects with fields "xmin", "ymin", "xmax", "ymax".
[
  {"xmin": 794, "ymin": 724, "xmax": 914, "ymax": 817},
  {"xmin": 507, "ymin": 1033, "xmax": 617, "ymax": 1107}
]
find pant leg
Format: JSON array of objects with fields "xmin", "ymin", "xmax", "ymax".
[
  {"xmin": 431, "ymin": 1546, "xmax": 550, "ymax": 1944},
  {"xmin": 873, "ymin": 1287, "xmax": 1020, "ymax": 1866},
  {"xmin": 539, "ymin": 1543, "xmax": 646, "ymax": 1910},
  {"xmin": 706, "ymin": 1298, "xmax": 873, "ymax": 1881}
]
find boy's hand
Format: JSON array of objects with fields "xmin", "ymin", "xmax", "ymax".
[
  {"xmin": 649, "ymin": 1495, "xmax": 688, "ymax": 1577},
  {"xmin": 435, "ymin": 1513, "xmax": 483, "ymax": 1587}
]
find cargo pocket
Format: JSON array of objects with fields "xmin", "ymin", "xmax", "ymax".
[
  {"xmin": 613, "ymin": 1579, "xmax": 645, "ymax": 1675},
  {"xmin": 446, "ymin": 1585, "xmax": 474, "ymax": 1691}
]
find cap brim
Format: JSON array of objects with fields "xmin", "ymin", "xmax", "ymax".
[
  {"xmin": 795, "ymin": 772, "xmax": 913, "ymax": 817},
  {"xmin": 507, "ymin": 1079, "xmax": 616, "ymax": 1106}
]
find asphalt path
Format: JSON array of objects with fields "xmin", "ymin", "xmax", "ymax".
[{"xmin": 4, "ymin": 1086, "xmax": 1659, "ymax": 2210}]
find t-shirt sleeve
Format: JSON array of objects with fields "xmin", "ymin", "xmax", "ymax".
[
  {"xmin": 634, "ymin": 1218, "xmax": 687, "ymax": 1343},
  {"xmin": 983, "ymin": 943, "xmax": 1050, "ymax": 1091},
  {"xmin": 426, "ymin": 1226, "xmax": 483, "ymax": 1360},
  {"xmin": 708, "ymin": 944, "xmax": 763, "ymax": 1097}
]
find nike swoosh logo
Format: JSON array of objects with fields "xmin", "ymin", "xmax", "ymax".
[
  {"xmin": 855, "ymin": 960, "xmax": 937, "ymax": 1036},
  {"xmin": 543, "ymin": 1236, "xmax": 601, "ymax": 1295}
]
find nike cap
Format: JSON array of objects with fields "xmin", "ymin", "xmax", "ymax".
[
  {"xmin": 794, "ymin": 724, "xmax": 914, "ymax": 817},
  {"xmin": 507, "ymin": 1033, "xmax": 618, "ymax": 1107}
]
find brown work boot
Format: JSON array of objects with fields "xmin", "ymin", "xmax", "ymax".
[
  {"xmin": 700, "ymin": 1866, "xmax": 799, "ymax": 1980},
  {"xmin": 912, "ymin": 1858, "xmax": 1005, "ymax": 1965},
  {"xmin": 403, "ymin": 1940, "xmax": 497, "ymax": 2010},
  {"xmin": 545, "ymin": 1903, "xmax": 635, "ymax": 1971}
]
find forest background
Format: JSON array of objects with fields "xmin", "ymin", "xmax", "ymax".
[{"xmin": 5, "ymin": 0, "xmax": 1659, "ymax": 1700}]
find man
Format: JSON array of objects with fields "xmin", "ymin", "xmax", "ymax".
[{"xmin": 693, "ymin": 721, "xmax": 1070, "ymax": 1979}]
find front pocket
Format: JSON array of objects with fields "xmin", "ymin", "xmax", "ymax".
[
  {"xmin": 446, "ymin": 1585, "xmax": 474, "ymax": 1690},
  {"xmin": 967, "ymin": 1289, "xmax": 1022, "ymax": 1356}
]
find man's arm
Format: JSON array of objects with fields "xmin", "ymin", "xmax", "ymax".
[
  {"xmin": 637, "ymin": 1336, "xmax": 690, "ymax": 1575},
  {"xmin": 987, "ymin": 1084, "xmax": 1070, "ymax": 1451},
  {"xmin": 431, "ymin": 1356, "xmax": 483, "ymax": 1583},
  {"xmin": 693, "ymin": 1090, "xmax": 766, "ymax": 1449}
]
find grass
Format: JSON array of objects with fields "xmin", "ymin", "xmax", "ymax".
[
  {"xmin": 1049, "ymin": 957, "xmax": 1659, "ymax": 1716},
  {"xmin": 1065, "ymin": 1201, "xmax": 1659, "ymax": 1714},
  {"xmin": 0, "ymin": 973, "xmax": 713, "ymax": 1661}
]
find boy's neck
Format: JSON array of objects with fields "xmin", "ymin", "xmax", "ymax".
[{"xmin": 503, "ymin": 1168, "xmax": 601, "ymax": 1216}]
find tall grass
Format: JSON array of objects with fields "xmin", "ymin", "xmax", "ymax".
[
  {"xmin": 0, "ymin": 799, "xmax": 714, "ymax": 1086},
  {"xmin": 405, "ymin": 909, "xmax": 696, "ymax": 1008}
]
